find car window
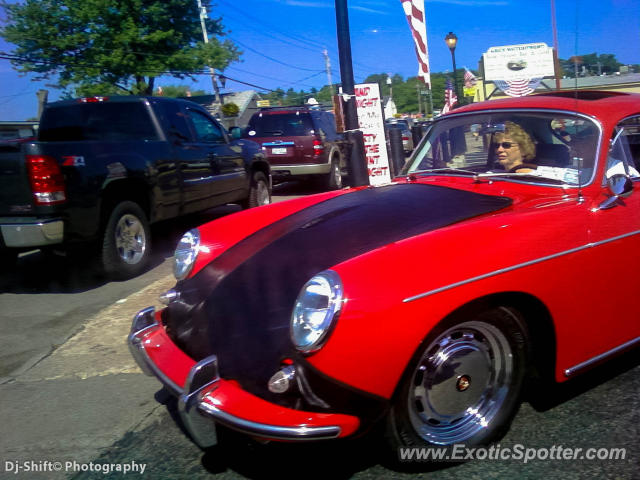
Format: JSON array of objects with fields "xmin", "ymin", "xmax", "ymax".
[
  {"xmin": 247, "ymin": 112, "xmax": 314, "ymax": 137},
  {"xmin": 186, "ymin": 109, "xmax": 225, "ymax": 143},
  {"xmin": 160, "ymin": 101, "xmax": 193, "ymax": 142},
  {"xmin": 39, "ymin": 102, "xmax": 159, "ymax": 142},
  {"xmin": 404, "ymin": 111, "xmax": 599, "ymax": 186},
  {"xmin": 606, "ymin": 117, "xmax": 640, "ymax": 179}
]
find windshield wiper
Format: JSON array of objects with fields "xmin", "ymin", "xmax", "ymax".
[
  {"xmin": 418, "ymin": 168, "xmax": 479, "ymax": 176},
  {"xmin": 475, "ymin": 172, "xmax": 570, "ymax": 185}
]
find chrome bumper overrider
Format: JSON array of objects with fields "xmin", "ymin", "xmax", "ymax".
[{"xmin": 128, "ymin": 307, "xmax": 343, "ymax": 446}]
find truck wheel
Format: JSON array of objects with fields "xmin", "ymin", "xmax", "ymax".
[
  {"xmin": 326, "ymin": 157, "xmax": 342, "ymax": 190},
  {"xmin": 385, "ymin": 307, "xmax": 528, "ymax": 455},
  {"xmin": 242, "ymin": 171, "xmax": 271, "ymax": 209},
  {"xmin": 100, "ymin": 201, "xmax": 151, "ymax": 279}
]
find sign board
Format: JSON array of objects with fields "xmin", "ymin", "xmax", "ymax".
[
  {"xmin": 332, "ymin": 94, "xmax": 345, "ymax": 133},
  {"xmin": 256, "ymin": 100, "xmax": 271, "ymax": 107},
  {"xmin": 354, "ymin": 83, "xmax": 391, "ymax": 185},
  {"xmin": 483, "ymin": 43, "xmax": 554, "ymax": 81}
]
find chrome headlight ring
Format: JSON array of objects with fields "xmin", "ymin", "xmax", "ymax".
[
  {"xmin": 290, "ymin": 270, "xmax": 343, "ymax": 353},
  {"xmin": 174, "ymin": 229, "xmax": 200, "ymax": 280}
]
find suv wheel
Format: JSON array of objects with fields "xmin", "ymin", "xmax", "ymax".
[
  {"xmin": 100, "ymin": 201, "xmax": 151, "ymax": 279},
  {"xmin": 242, "ymin": 171, "xmax": 271, "ymax": 209},
  {"xmin": 326, "ymin": 157, "xmax": 342, "ymax": 190}
]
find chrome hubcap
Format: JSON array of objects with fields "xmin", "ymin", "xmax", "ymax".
[
  {"xmin": 408, "ymin": 321, "xmax": 514, "ymax": 445},
  {"xmin": 115, "ymin": 214, "xmax": 146, "ymax": 264},
  {"xmin": 333, "ymin": 162, "xmax": 342, "ymax": 188},
  {"xmin": 256, "ymin": 180, "xmax": 271, "ymax": 205}
]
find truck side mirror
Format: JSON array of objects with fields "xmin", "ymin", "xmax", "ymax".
[{"xmin": 229, "ymin": 127, "xmax": 242, "ymax": 140}]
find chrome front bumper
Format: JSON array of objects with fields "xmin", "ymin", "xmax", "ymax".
[
  {"xmin": 0, "ymin": 218, "xmax": 63, "ymax": 247},
  {"xmin": 128, "ymin": 307, "xmax": 344, "ymax": 447}
]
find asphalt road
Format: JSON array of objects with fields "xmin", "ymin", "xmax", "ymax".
[{"xmin": 0, "ymin": 181, "xmax": 638, "ymax": 479}]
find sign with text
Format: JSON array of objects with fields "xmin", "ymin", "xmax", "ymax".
[
  {"xmin": 483, "ymin": 43, "xmax": 554, "ymax": 81},
  {"xmin": 355, "ymin": 83, "xmax": 391, "ymax": 185}
]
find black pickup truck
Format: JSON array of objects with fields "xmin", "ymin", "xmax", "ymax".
[{"xmin": 0, "ymin": 96, "xmax": 271, "ymax": 278}]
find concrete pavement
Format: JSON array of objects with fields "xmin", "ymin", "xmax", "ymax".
[{"xmin": 0, "ymin": 271, "xmax": 175, "ymax": 479}]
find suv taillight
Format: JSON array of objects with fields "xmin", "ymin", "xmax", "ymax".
[
  {"xmin": 313, "ymin": 137, "xmax": 324, "ymax": 156},
  {"xmin": 25, "ymin": 155, "xmax": 66, "ymax": 205}
]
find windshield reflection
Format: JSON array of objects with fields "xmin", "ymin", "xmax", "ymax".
[{"xmin": 404, "ymin": 112, "xmax": 600, "ymax": 186}]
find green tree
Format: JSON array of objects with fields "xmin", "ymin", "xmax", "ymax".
[
  {"xmin": 158, "ymin": 85, "xmax": 206, "ymax": 97},
  {"xmin": 1, "ymin": 0, "xmax": 240, "ymax": 96},
  {"xmin": 559, "ymin": 53, "xmax": 622, "ymax": 77}
]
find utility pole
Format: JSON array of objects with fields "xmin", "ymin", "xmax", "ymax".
[
  {"xmin": 323, "ymin": 49, "xmax": 334, "ymax": 96},
  {"xmin": 551, "ymin": 0, "xmax": 561, "ymax": 89},
  {"xmin": 335, "ymin": 0, "xmax": 369, "ymax": 187},
  {"xmin": 196, "ymin": 0, "xmax": 223, "ymax": 108}
]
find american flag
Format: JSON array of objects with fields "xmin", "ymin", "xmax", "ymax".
[
  {"xmin": 494, "ymin": 77, "xmax": 543, "ymax": 97},
  {"xmin": 442, "ymin": 78, "xmax": 457, "ymax": 114},
  {"xmin": 464, "ymin": 68, "xmax": 477, "ymax": 88},
  {"xmin": 400, "ymin": 0, "xmax": 431, "ymax": 87}
]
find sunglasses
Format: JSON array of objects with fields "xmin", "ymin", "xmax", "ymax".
[{"xmin": 493, "ymin": 141, "xmax": 518, "ymax": 149}]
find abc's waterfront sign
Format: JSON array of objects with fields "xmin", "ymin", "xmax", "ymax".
[{"xmin": 483, "ymin": 43, "xmax": 555, "ymax": 81}]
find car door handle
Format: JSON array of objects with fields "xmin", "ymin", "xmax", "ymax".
[{"xmin": 207, "ymin": 153, "xmax": 218, "ymax": 164}]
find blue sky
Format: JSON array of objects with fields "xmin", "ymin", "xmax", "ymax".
[{"xmin": 1, "ymin": 0, "xmax": 639, "ymax": 120}]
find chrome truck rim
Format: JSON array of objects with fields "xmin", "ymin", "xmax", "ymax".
[{"xmin": 115, "ymin": 214, "xmax": 147, "ymax": 264}]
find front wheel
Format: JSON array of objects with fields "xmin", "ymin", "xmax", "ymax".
[
  {"xmin": 100, "ymin": 201, "xmax": 151, "ymax": 279},
  {"xmin": 242, "ymin": 171, "xmax": 271, "ymax": 209},
  {"xmin": 386, "ymin": 307, "xmax": 528, "ymax": 451}
]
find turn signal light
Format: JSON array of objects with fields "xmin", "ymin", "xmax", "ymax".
[{"xmin": 313, "ymin": 138, "xmax": 324, "ymax": 156}]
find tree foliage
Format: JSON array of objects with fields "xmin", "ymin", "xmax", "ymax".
[
  {"xmin": 0, "ymin": 0, "xmax": 240, "ymax": 96},
  {"xmin": 157, "ymin": 85, "xmax": 206, "ymax": 97},
  {"xmin": 559, "ymin": 52, "xmax": 622, "ymax": 77}
]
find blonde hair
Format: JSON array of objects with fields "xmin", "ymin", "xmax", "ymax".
[{"xmin": 496, "ymin": 122, "xmax": 536, "ymax": 161}]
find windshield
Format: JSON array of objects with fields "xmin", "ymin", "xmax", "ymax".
[
  {"xmin": 247, "ymin": 112, "xmax": 314, "ymax": 137},
  {"xmin": 403, "ymin": 111, "xmax": 600, "ymax": 186}
]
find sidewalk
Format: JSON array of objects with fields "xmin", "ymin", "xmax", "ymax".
[{"xmin": 0, "ymin": 274, "xmax": 176, "ymax": 479}]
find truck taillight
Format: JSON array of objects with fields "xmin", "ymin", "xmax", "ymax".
[
  {"xmin": 402, "ymin": 135, "xmax": 410, "ymax": 142},
  {"xmin": 25, "ymin": 155, "xmax": 67, "ymax": 205},
  {"xmin": 313, "ymin": 138, "xmax": 324, "ymax": 156}
]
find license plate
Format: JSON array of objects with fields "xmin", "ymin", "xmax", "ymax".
[{"xmin": 271, "ymin": 147, "xmax": 287, "ymax": 155}]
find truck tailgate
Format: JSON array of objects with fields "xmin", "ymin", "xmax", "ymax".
[{"xmin": 0, "ymin": 142, "xmax": 37, "ymax": 216}]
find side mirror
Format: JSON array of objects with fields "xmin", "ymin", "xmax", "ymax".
[
  {"xmin": 599, "ymin": 174, "xmax": 633, "ymax": 210},
  {"xmin": 229, "ymin": 126, "xmax": 242, "ymax": 140}
]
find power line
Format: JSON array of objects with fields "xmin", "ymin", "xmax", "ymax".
[
  {"xmin": 216, "ymin": 0, "xmax": 328, "ymax": 51},
  {"xmin": 231, "ymin": 38, "xmax": 322, "ymax": 72}
]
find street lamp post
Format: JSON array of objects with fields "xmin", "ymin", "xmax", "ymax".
[{"xmin": 444, "ymin": 32, "xmax": 460, "ymax": 105}]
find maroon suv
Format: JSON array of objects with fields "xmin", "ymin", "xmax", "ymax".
[{"xmin": 244, "ymin": 107, "xmax": 347, "ymax": 189}]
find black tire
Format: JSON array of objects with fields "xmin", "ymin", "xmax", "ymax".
[
  {"xmin": 326, "ymin": 156, "xmax": 343, "ymax": 190},
  {"xmin": 242, "ymin": 171, "xmax": 271, "ymax": 209},
  {"xmin": 386, "ymin": 307, "xmax": 529, "ymax": 454},
  {"xmin": 100, "ymin": 201, "xmax": 151, "ymax": 279}
]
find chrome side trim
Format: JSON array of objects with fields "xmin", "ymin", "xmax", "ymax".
[
  {"xmin": 404, "ymin": 229, "xmax": 640, "ymax": 303},
  {"xmin": 127, "ymin": 307, "xmax": 182, "ymax": 395},
  {"xmin": 565, "ymin": 336, "xmax": 640, "ymax": 377},
  {"xmin": 197, "ymin": 401, "xmax": 342, "ymax": 441}
]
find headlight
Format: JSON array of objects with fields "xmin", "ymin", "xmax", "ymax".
[
  {"xmin": 174, "ymin": 229, "xmax": 200, "ymax": 280},
  {"xmin": 291, "ymin": 270, "xmax": 343, "ymax": 353}
]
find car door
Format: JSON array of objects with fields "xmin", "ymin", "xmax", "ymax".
[
  {"xmin": 184, "ymin": 107, "xmax": 247, "ymax": 202},
  {"xmin": 161, "ymin": 103, "xmax": 217, "ymax": 215},
  {"xmin": 585, "ymin": 115, "xmax": 640, "ymax": 353}
]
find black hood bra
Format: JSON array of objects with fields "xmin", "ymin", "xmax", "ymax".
[{"xmin": 165, "ymin": 183, "xmax": 512, "ymax": 397}]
